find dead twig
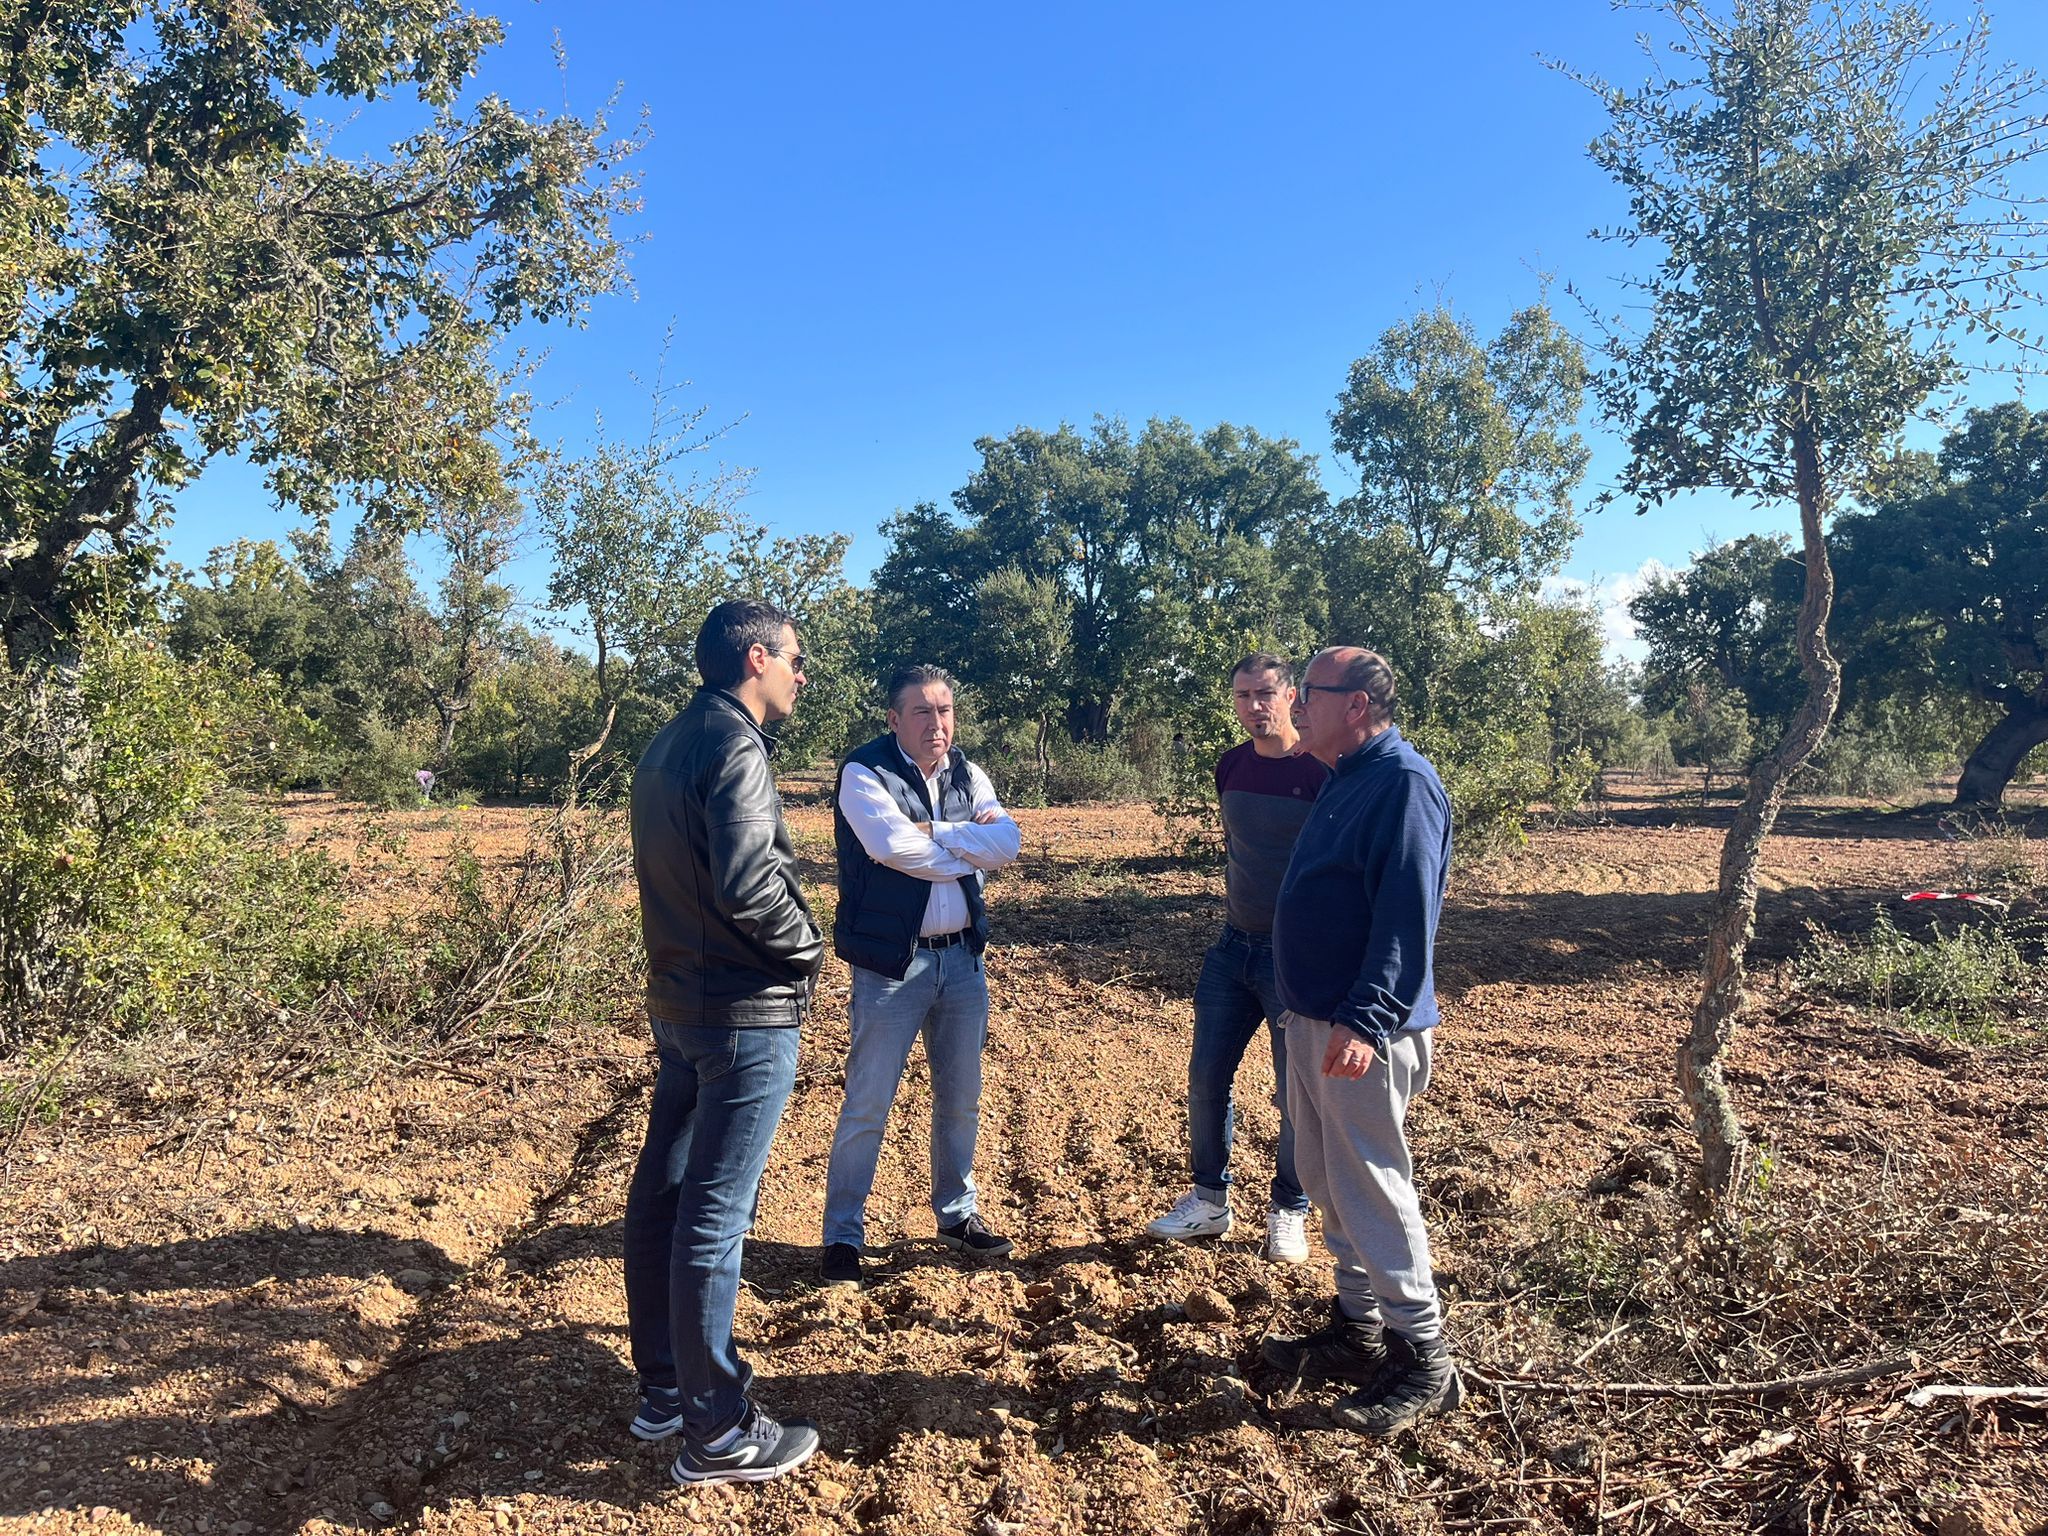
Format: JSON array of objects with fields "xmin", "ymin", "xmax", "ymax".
[
  {"xmin": 1463, "ymin": 1352, "xmax": 1920, "ymax": 1400},
  {"xmin": 1573, "ymin": 1321, "xmax": 1632, "ymax": 1368},
  {"xmin": 1904, "ymin": 1383, "xmax": 2048, "ymax": 1407}
]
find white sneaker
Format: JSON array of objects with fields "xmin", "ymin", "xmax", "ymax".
[
  {"xmin": 1146, "ymin": 1188, "xmax": 1233, "ymax": 1241},
  {"xmin": 1265, "ymin": 1206, "xmax": 1309, "ymax": 1265}
]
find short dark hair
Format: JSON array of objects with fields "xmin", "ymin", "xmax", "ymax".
[
  {"xmin": 695, "ymin": 598, "xmax": 794, "ymax": 688},
  {"xmin": 1232, "ymin": 651, "xmax": 1294, "ymax": 687},
  {"xmin": 1312, "ymin": 647, "xmax": 1397, "ymax": 723},
  {"xmin": 885, "ymin": 663, "xmax": 958, "ymax": 711}
]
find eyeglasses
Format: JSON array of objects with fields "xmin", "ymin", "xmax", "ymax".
[
  {"xmin": 765, "ymin": 648, "xmax": 807, "ymax": 672},
  {"xmin": 1300, "ymin": 683, "xmax": 1361, "ymax": 697}
]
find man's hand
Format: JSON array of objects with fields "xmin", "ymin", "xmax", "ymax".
[
  {"xmin": 1321, "ymin": 1027, "xmax": 1377, "ymax": 1079},
  {"xmin": 913, "ymin": 820, "xmax": 932, "ymax": 836},
  {"xmin": 973, "ymin": 807, "xmax": 1002, "ymax": 825}
]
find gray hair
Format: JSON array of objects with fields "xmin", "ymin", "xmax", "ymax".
[{"xmin": 1311, "ymin": 647, "xmax": 1397, "ymax": 723}]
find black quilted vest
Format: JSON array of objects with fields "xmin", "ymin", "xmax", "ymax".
[{"xmin": 832, "ymin": 735, "xmax": 989, "ymax": 979}]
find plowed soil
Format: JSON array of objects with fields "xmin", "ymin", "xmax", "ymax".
[{"xmin": 4, "ymin": 778, "xmax": 2045, "ymax": 1535}]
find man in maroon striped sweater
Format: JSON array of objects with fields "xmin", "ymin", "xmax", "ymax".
[{"xmin": 1146, "ymin": 652, "xmax": 1328, "ymax": 1262}]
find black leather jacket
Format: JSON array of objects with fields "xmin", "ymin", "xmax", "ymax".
[{"xmin": 631, "ymin": 687, "xmax": 824, "ymax": 1026}]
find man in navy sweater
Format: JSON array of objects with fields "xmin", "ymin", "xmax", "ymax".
[{"xmin": 1261, "ymin": 646, "xmax": 1461, "ymax": 1435}]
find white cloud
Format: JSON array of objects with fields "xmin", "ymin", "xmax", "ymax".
[{"xmin": 1541, "ymin": 558, "xmax": 1672, "ymax": 663}]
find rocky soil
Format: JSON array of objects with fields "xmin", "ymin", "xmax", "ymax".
[{"xmin": 2, "ymin": 781, "xmax": 2043, "ymax": 1535}]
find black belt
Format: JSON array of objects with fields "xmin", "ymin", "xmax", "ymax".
[{"xmin": 915, "ymin": 929, "xmax": 972, "ymax": 950}]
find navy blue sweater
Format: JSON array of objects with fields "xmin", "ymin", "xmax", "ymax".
[{"xmin": 1272, "ymin": 725, "xmax": 1451, "ymax": 1047}]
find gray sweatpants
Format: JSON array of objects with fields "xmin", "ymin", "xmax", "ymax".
[{"xmin": 1282, "ymin": 1013, "xmax": 1442, "ymax": 1342}]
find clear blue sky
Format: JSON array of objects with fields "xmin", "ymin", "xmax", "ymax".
[{"xmin": 167, "ymin": 0, "xmax": 2048, "ymax": 655}]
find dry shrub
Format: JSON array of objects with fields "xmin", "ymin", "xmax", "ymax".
[
  {"xmin": 1455, "ymin": 1148, "xmax": 2048, "ymax": 1533},
  {"xmin": 1, "ymin": 806, "xmax": 640, "ymax": 1142}
]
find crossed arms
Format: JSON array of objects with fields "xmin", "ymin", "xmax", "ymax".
[{"xmin": 837, "ymin": 761, "xmax": 1021, "ymax": 879}]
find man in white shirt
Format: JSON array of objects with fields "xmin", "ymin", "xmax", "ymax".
[{"xmin": 820, "ymin": 664, "xmax": 1021, "ymax": 1285}]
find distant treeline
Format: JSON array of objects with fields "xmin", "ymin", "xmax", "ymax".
[{"xmin": 165, "ymin": 330, "xmax": 2046, "ymax": 843}]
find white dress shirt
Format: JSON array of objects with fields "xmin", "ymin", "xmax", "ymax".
[{"xmin": 837, "ymin": 744, "xmax": 1022, "ymax": 936}]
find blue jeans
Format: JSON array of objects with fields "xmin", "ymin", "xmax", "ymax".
[
  {"xmin": 1190, "ymin": 925, "xmax": 1307, "ymax": 1213},
  {"xmin": 622, "ymin": 1019, "xmax": 799, "ymax": 1440},
  {"xmin": 822, "ymin": 945, "xmax": 988, "ymax": 1248}
]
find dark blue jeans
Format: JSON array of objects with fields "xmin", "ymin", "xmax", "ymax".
[
  {"xmin": 622, "ymin": 1019, "xmax": 799, "ymax": 1440},
  {"xmin": 1189, "ymin": 925, "xmax": 1308, "ymax": 1213}
]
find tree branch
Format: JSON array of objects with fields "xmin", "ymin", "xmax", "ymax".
[{"xmin": 1464, "ymin": 1353, "xmax": 1920, "ymax": 1400}]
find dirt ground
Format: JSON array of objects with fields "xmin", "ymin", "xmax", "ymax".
[{"xmin": 3, "ymin": 778, "xmax": 2045, "ymax": 1535}]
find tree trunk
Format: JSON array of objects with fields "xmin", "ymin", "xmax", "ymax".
[
  {"xmin": 1680, "ymin": 426, "xmax": 1842, "ymax": 1196},
  {"xmin": 1034, "ymin": 714, "xmax": 1051, "ymax": 801},
  {"xmin": 1066, "ymin": 696, "xmax": 1112, "ymax": 743},
  {"xmin": 564, "ymin": 697, "xmax": 620, "ymax": 811},
  {"xmin": 433, "ymin": 701, "xmax": 459, "ymax": 770},
  {"xmin": 1954, "ymin": 699, "xmax": 2048, "ymax": 807},
  {"xmin": 1, "ymin": 380, "xmax": 169, "ymax": 667}
]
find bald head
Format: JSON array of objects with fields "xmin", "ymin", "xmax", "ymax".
[{"xmin": 1292, "ymin": 646, "xmax": 1398, "ymax": 767}]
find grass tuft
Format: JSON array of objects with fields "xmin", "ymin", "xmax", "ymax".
[{"xmin": 1796, "ymin": 908, "xmax": 2041, "ymax": 1043}]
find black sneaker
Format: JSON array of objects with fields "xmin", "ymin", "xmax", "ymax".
[
  {"xmin": 936, "ymin": 1213, "xmax": 1014, "ymax": 1259},
  {"xmin": 629, "ymin": 1385, "xmax": 683, "ymax": 1442},
  {"xmin": 819, "ymin": 1242, "xmax": 864, "ymax": 1287},
  {"xmin": 1259, "ymin": 1298, "xmax": 1388, "ymax": 1387},
  {"xmin": 669, "ymin": 1404, "xmax": 821, "ymax": 1485},
  {"xmin": 1330, "ymin": 1329, "xmax": 1464, "ymax": 1436}
]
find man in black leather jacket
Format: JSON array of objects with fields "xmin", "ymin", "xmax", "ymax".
[{"xmin": 621, "ymin": 598, "xmax": 827, "ymax": 1486}]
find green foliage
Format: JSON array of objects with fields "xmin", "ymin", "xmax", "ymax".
[
  {"xmin": 727, "ymin": 521, "xmax": 871, "ymax": 770},
  {"xmin": 970, "ymin": 567, "xmax": 1070, "ymax": 798},
  {"xmin": 536, "ymin": 401, "xmax": 875, "ymax": 784},
  {"xmin": 1377, "ymin": 596, "xmax": 1610, "ymax": 854},
  {"xmin": 0, "ymin": 1035, "xmax": 74, "ymax": 1140},
  {"xmin": 1798, "ymin": 720, "xmax": 1927, "ymax": 800},
  {"xmin": 1629, "ymin": 536, "xmax": 1804, "ymax": 724},
  {"xmin": 0, "ymin": 0, "xmax": 640, "ymax": 661},
  {"xmin": 1666, "ymin": 682, "xmax": 1757, "ymax": 791},
  {"xmin": 172, "ymin": 533, "xmax": 608, "ymax": 801},
  {"xmin": 1330, "ymin": 300, "xmax": 1588, "ymax": 607},
  {"xmin": 874, "ymin": 417, "xmax": 1326, "ymax": 743},
  {"xmin": 414, "ymin": 493, "xmax": 524, "ymax": 771},
  {"xmin": 1572, "ymin": 0, "xmax": 2048, "ymax": 1185},
  {"xmin": 1310, "ymin": 299, "xmax": 1600, "ymax": 852},
  {"xmin": 1043, "ymin": 741, "xmax": 1150, "ymax": 806},
  {"xmin": 1522, "ymin": 1201, "xmax": 1648, "ymax": 1316},
  {"xmin": 1798, "ymin": 910, "xmax": 2039, "ymax": 1043},
  {"xmin": 975, "ymin": 737, "xmax": 1151, "ymax": 808},
  {"xmin": 452, "ymin": 633, "xmax": 591, "ymax": 796},
  {"xmin": 1409, "ymin": 721, "xmax": 1556, "ymax": 861},
  {"xmin": 1950, "ymin": 821, "xmax": 2046, "ymax": 902},
  {"xmin": 1601, "ymin": 717, "xmax": 1679, "ymax": 777},
  {"xmin": 866, "ymin": 313, "xmax": 1599, "ymax": 847},
  {"xmin": 0, "ymin": 626, "xmax": 347, "ymax": 1042},
  {"xmin": 346, "ymin": 815, "xmax": 638, "ymax": 1046},
  {"xmin": 1572, "ymin": 2, "xmax": 2048, "ymax": 516},
  {"xmin": 536, "ymin": 399, "xmax": 734, "ymax": 785},
  {"xmin": 169, "ymin": 538, "xmax": 326, "ymax": 697},
  {"xmin": 336, "ymin": 714, "xmax": 441, "ymax": 809},
  {"xmin": 2, "ymin": 617, "xmax": 640, "ymax": 1091},
  {"xmin": 1835, "ymin": 403, "xmax": 2048, "ymax": 805},
  {"xmin": 1800, "ymin": 696, "xmax": 1987, "ymax": 799},
  {"xmin": 1553, "ymin": 655, "xmax": 1657, "ymax": 774}
]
